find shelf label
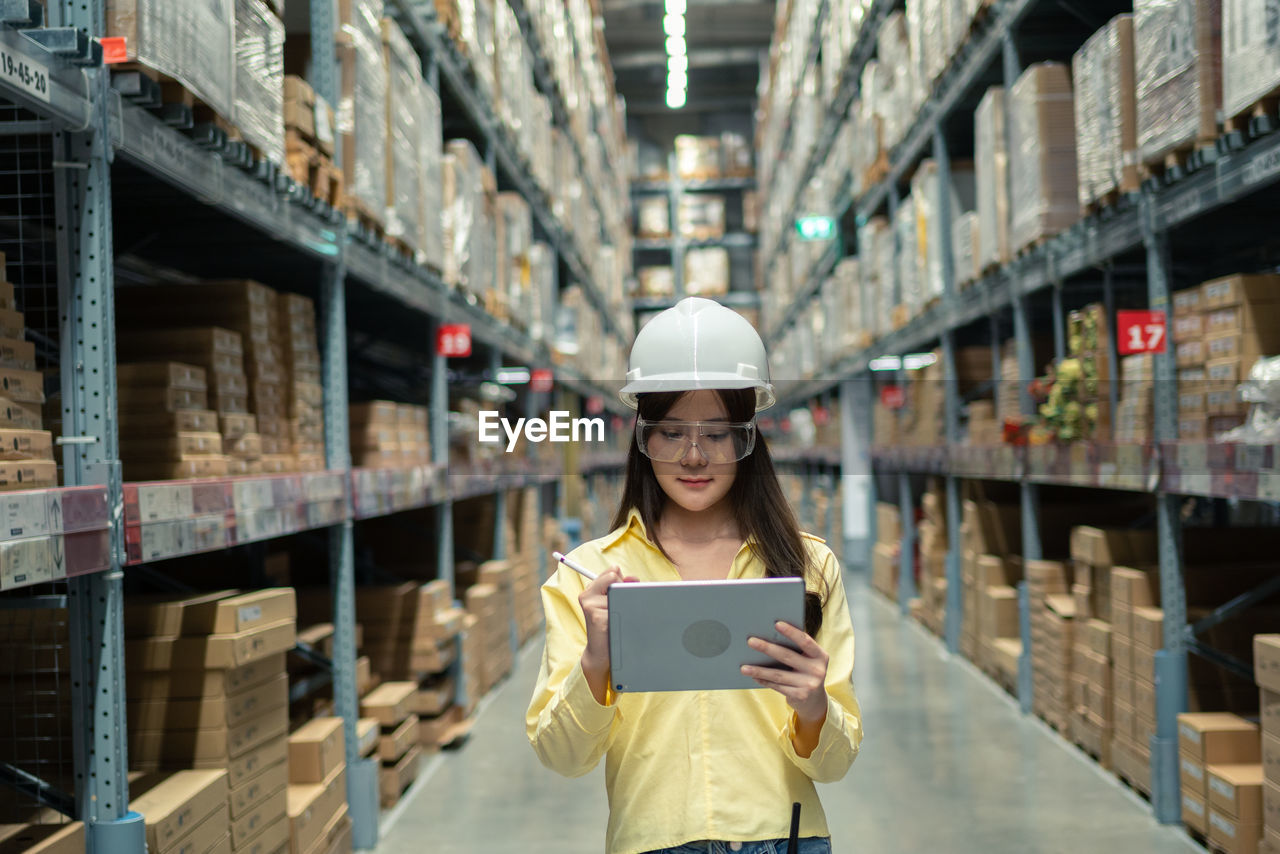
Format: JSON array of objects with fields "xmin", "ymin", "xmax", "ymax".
[
  {"xmin": 1117, "ymin": 310, "xmax": 1167, "ymax": 355},
  {"xmin": 530, "ymin": 368, "xmax": 553, "ymax": 393},
  {"xmin": 0, "ymin": 46, "xmax": 49, "ymax": 103},
  {"xmin": 100, "ymin": 37, "xmax": 128, "ymax": 65},
  {"xmin": 436, "ymin": 324, "xmax": 472, "ymax": 358},
  {"xmin": 880, "ymin": 385, "xmax": 905, "ymax": 409}
]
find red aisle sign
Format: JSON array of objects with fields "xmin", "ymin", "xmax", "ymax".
[
  {"xmin": 1116, "ymin": 310, "xmax": 1167, "ymax": 355},
  {"xmin": 881, "ymin": 385, "xmax": 906, "ymax": 409},
  {"xmin": 436, "ymin": 324, "xmax": 472, "ymax": 357},
  {"xmin": 530, "ymin": 368, "xmax": 553, "ymax": 393},
  {"xmin": 585, "ymin": 396, "xmax": 605, "ymax": 415}
]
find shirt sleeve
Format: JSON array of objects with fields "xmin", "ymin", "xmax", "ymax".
[
  {"xmin": 778, "ymin": 545, "xmax": 864, "ymax": 783},
  {"xmin": 525, "ymin": 558, "xmax": 622, "ymax": 778}
]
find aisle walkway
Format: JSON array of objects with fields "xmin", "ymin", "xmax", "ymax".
[{"xmin": 378, "ymin": 574, "xmax": 1201, "ymax": 853}]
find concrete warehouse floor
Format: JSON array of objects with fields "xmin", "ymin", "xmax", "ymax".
[{"xmin": 378, "ymin": 572, "xmax": 1202, "ymax": 853}]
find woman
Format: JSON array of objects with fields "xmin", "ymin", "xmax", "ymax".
[{"xmin": 526, "ymin": 297, "xmax": 863, "ymax": 854}]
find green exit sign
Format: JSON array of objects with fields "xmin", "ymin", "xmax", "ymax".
[{"xmin": 795, "ymin": 215, "xmax": 836, "ymax": 241}]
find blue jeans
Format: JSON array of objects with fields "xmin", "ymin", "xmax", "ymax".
[{"xmin": 642, "ymin": 839, "xmax": 832, "ymax": 854}]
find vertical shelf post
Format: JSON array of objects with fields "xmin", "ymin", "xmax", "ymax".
[
  {"xmin": 1014, "ymin": 284, "xmax": 1040, "ymax": 716},
  {"xmin": 1052, "ymin": 281, "xmax": 1066, "ymax": 362},
  {"xmin": 1102, "ymin": 265, "xmax": 1121, "ymax": 443},
  {"xmin": 839, "ymin": 377, "xmax": 875, "ymax": 572},
  {"xmin": 1144, "ymin": 206, "xmax": 1186, "ymax": 824},
  {"xmin": 670, "ymin": 153, "xmax": 686, "ymax": 298},
  {"xmin": 935, "ymin": 126, "xmax": 963, "ymax": 653},
  {"xmin": 54, "ymin": 1, "xmax": 141, "ymax": 849},
  {"xmin": 490, "ymin": 349, "xmax": 508, "ymax": 561}
]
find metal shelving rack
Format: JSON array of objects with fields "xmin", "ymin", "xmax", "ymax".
[
  {"xmin": 765, "ymin": 0, "xmax": 1280, "ymax": 828},
  {"xmin": 0, "ymin": 0, "xmax": 629, "ymax": 850},
  {"xmin": 630, "ymin": 155, "xmax": 759, "ymax": 314}
]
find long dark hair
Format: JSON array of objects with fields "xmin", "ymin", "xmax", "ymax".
[{"xmin": 609, "ymin": 388, "xmax": 828, "ymax": 637}]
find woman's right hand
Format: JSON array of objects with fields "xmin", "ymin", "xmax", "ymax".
[{"xmin": 578, "ymin": 566, "xmax": 634, "ymax": 702}]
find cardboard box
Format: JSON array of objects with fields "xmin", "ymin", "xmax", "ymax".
[
  {"xmin": 229, "ymin": 758, "xmax": 288, "ymax": 820},
  {"xmin": 119, "ymin": 362, "xmax": 208, "ymax": 391},
  {"xmin": 1180, "ymin": 713, "xmax": 1261, "ymax": 765},
  {"xmin": 304, "ymin": 803, "xmax": 349, "ymax": 854},
  {"xmin": 120, "ymin": 410, "xmax": 221, "ymax": 437},
  {"xmin": 126, "ymin": 620, "xmax": 297, "ymax": 671},
  {"xmin": 413, "ymin": 676, "xmax": 454, "ymax": 718},
  {"xmin": 1210, "ymin": 764, "xmax": 1265, "ymax": 822},
  {"xmin": 231, "ymin": 785, "xmax": 287, "ymax": 850},
  {"xmin": 129, "ymin": 706, "xmax": 289, "ymax": 764},
  {"xmin": 286, "ymin": 766, "xmax": 347, "ymax": 854},
  {"xmin": 0, "ymin": 336, "xmax": 35, "ymax": 371},
  {"xmin": 378, "ymin": 714, "xmax": 419, "ymax": 762},
  {"xmin": 129, "ymin": 654, "xmax": 286, "ymax": 700},
  {"xmin": 1133, "ymin": 642, "xmax": 1156, "ymax": 683},
  {"xmin": 1265, "ymin": 733, "xmax": 1280, "ymax": 785},
  {"xmin": 126, "ymin": 457, "xmax": 230, "ymax": 481},
  {"xmin": 130, "ymin": 770, "xmax": 228, "ymax": 854},
  {"xmin": 1210, "ymin": 808, "xmax": 1262, "ymax": 854},
  {"xmin": 0, "ymin": 430, "xmax": 52, "ymax": 461},
  {"xmin": 0, "ymin": 823, "xmax": 85, "ymax": 854},
  {"xmin": 165, "ymin": 807, "xmax": 228, "ymax": 854},
  {"xmin": 1184, "ymin": 753, "xmax": 1209, "ymax": 798},
  {"xmin": 0, "ymin": 460, "xmax": 56, "ymax": 490},
  {"xmin": 118, "ymin": 385, "xmax": 209, "ymax": 413},
  {"xmin": 379, "ymin": 743, "xmax": 421, "ymax": 806},
  {"xmin": 360, "ymin": 681, "xmax": 416, "ymax": 726},
  {"xmin": 1131, "ymin": 607, "xmax": 1163, "ymax": 650},
  {"xmin": 1185, "ymin": 788, "xmax": 1209, "ymax": 834},
  {"xmin": 1174, "ymin": 286, "xmax": 1204, "ymax": 316},
  {"xmin": 228, "ymin": 737, "xmax": 289, "ymax": 790},
  {"xmin": 127, "ymin": 673, "xmax": 288, "ymax": 731},
  {"xmin": 1201, "ymin": 274, "xmax": 1280, "ymax": 310},
  {"xmin": 1258, "ymin": 636, "xmax": 1280, "ymax": 693},
  {"xmin": 1262, "ymin": 690, "xmax": 1280, "ymax": 741},
  {"xmin": 0, "ymin": 397, "xmax": 43, "ymax": 430},
  {"xmin": 231, "ymin": 815, "xmax": 287, "ymax": 854},
  {"xmin": 288, "ymin": 717, "xmax": 345, "ymax": 785},
  {"xmin": 1264, "ymin": 780, "xmax": 1280, "ymax": 832},
  {"xmin": 0, "ymin": 367, "xmax": 43, "ymax": 404},
  {"xmin": 357, "ymin": 718, "xmax": 379, "ymax": 758}
]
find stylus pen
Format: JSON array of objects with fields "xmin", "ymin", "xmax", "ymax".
[
  {"xmin": 552, "ymin": 551, "xmax": 598, "ymax": 582},
  {"xmin": 787, "ymin": 802, "xmax": 801, "ymax": 854}
]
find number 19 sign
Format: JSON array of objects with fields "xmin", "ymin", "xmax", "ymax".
[{"xmin": 1116, "ymin": 310, "xmax": 1167, "ymax": 355}]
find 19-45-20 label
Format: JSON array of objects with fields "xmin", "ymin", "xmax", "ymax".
[{"xmin": 0, "ymin": 48, "xmax": 49, "ymax": 103}]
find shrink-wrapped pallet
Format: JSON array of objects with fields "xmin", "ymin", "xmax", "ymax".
[
  {"xmin": 418, "ymin": 81, "xmax": 445, "ymax": 273},
  {"xmin": 495, "ymin": 0, "xmax": 534, "ymax": 152},
  {"xmin": 1008, "ymin": 64, "xmax": 1078, "ymax": 253},
  {"xmin": 877, "ymin": 13, "xmax": 918, "ymax": 148},
  {"xmin": 1222, "ymin": 0, "xmax": 1280, "ymax": 124},
  {"xmin": 1134, "ymin": 0, "xmax": 1222, "ymax": 164},
  {"xmin": 436, "ymin": 0, "xmax": 495, "ymax": 98},
  {"xmin": 527, "ymin": 242, "xmax": 556, "ymax": 345},
  {"xmin": 382, "ymin": 18, "xmax": 423, "ymax": 251},
  {"xmin": 496, "ymin": 193, "xmax": 533, "ymax": 324},
  {"xmin": 233, "ymin": 0, "xmax": 285, "ymax": 166},
  {"xmin": 859, "ymin": 217, "xmax": 893, "ymax": 340},
  {"xmin": 953, "ymin": 211, "xmax": 980, "ymax": 288},
  {"xmin": 338, "ymin": 0, "xmax": 388, "ymax": 222},
  {"xmin": 684, "ymin": 249, "xmax": 730, "ymax": 297},
  {"xmin": 835, "ymin": 257, "xmax": 865, "ymax": 353},
  {"xmin": 107, "ymin": 0, "xmax": 235, "ymax": 119},
  {"xmin": 1072, "ymin": 16, "xmax": 1138, "ymax": 209},
  {"xmin": 675, "ymin": 136, "xmax": 721, "ymax": 180},
  {"xmin": 975, "ymin": 87, "xmax": 1010, "ymax": 269},
  {"xmin": 911, "ymin": 160, "xmax": 976, "ymax": 301},
  {"xmin": 677, "ymin": 196, "xmax": 726, "ymax": 241},
  {"xmin": 443, "ymin": 140, "xmax": 492, "ymax": 295},
  {"xmin": 637, "ymin": 268, "xmax": 675, "ymax": 298},
  {"xmin": 895, "ymin": 200, "xmax": 922, "ymax": 319}
]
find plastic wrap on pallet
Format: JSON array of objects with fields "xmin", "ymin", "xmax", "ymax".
[
  {"xmin": 527, "ymin": 242, "xmax": 556, "ymax": 344},
  {"xmin": 834, "ymin": 257, "xmax": 863, "ymax": 354},
  {"xmin": 382, "ymin": 18, "xmax": 423, "ymax": 250},
  {"xmin": 721, "ymin": 133, "xmax": 752, "ymax": 177},
  {"xmin": 443, "ymin": 142, "xmax": 482, "ymax": 291},
  {"xmin": 675, "ymin": 136, "xmax": 722, "ymax": 180},
  {"xmin": 677, "ymin": 196, "xmax": 726, "ymax": 241},
  {"xmin": 911, "ymin": 159, "xmax": 976, "ymax": 302},
  {"xmin": 1134, "ymin": 0, "xmax": 1222, "ymax": 164},
  {"xmin": 877, "ymin": 13, "xmax": 917, "ymax": 149},
  {"xmin": 439, "ymin": 0, "xmax": 495, "ymax": 98},
  {"xmin": 944, "ymin": 0, "xmax": 970, "ymax": 61},
  {"xmin": 233, "ymin": 0, "xmax": 285, "ymax": 166},
  {"xmin": 975, "ymin": 86, "xmax": 1010, "ymax": 269},
  {"xmin": 858, "ymin": 217, "xmax": 892, "ymax": 340},
  {"xmin": 1072, "ymin": 16, "xmax": 1138, "ymax": 209},
  {"xmin": 107, "ymin": 0, "xmax": 235, "ymax": 119},
  {"xmin": 418, "ymin": 81, "xmax": 445, "ymax": 273},
  {"xmin": 1009, "ymin": 64, "xmax": 1078, "ymax": 253},
  {"xmin": 496, "ymin": 192, "xmax": 532, "ymax": 324},
  {"xmin": 338, "ymin": 0, "xmax": 388, "ymax": 221},
  {"xmin": 1222, "ymin": 0, "xmax": 1280, "ymax": 125},
  {"xmin": 637, "ymin": 267, "xmax": 675, "ymax": 298},
  {"xmin": 1219, "ymin": 356, "xmax": 1280, "ymax": 442},
  {"xmin": 684, "ymin": 249, "xmax": 730, "ymax": 297},
  {"xmin": 952, "ymin": 211, "xmax": 980, "ymax": 288},
  {"xmin": 895, "ymin": 199, "xmax": 922, "ymax": 318}
]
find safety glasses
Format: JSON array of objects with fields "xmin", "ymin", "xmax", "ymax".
[{"xmin": 635, "ymin": 418, "xmax": 757, "ymax": 464}]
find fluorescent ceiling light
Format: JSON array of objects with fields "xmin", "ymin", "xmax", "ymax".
[
  {"xmin": 868, "ymin": 355, "xmax": 902, "ymax": 372},
  {"xmin": 902, "ymin": 352, "xmax": 938, "ymax": 370},
  {"xmin": 667, "ymin": 70, "xmax": 688, "ymax": 90},
  {"xmin": 668, "ymin": 54, "xmax": 688, "ymax": 73},
  {"xmin": 663, "ymin": 13, "xmax": 685, "ymax": 37},
  {"xmin": 666, "ymin": 35, "xmax": 686, "ymax": 56},
  {"xmin": 665, "ymin": 0, "xmax": 686, "ymax": 13},
  {"xmin": 666, "ymin": 88, "xmax": 686, "ymax": 109},
  {"xmin": 495, "ymin": 367, "xmax": 531, "ymax": 384}
]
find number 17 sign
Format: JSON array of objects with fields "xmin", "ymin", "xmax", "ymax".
[{"xmin": 1116, "ymin": 309, "xmax": 1167, "ymax": 355}]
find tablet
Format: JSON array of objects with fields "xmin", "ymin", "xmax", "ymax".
[{"xmin": 607, "ymin": 577, "xmax": 805, "ymax": 693}]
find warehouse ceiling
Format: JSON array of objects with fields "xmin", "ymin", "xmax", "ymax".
[{"xmin": 602, "ymin": 0, "xmax": 774, "ymax": 114}]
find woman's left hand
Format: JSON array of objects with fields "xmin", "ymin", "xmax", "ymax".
[{"xmin": 742, "ymin": 621, "xmax": 829, "ymax": 725}]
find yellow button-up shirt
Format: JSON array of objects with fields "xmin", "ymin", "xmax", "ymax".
[{"xmin": 526, "ymin": 509, "xmax": 863, "ymax": 854}]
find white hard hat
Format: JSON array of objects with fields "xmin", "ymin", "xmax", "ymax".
[{"xmin": 619, "ymin": 297, "xmax": 776, "ymax": 411}]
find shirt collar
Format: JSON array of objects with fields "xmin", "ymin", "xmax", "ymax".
[{"xmin": 599, "ymin": 506, "xmax": 759, "ymax": 554}]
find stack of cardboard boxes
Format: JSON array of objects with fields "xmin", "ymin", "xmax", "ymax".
[
  {"xmin": 118, "ymin": 327, "xmax": 262, "ymax": 476},
  {"xmin": 913, "ymin": 482, "xmax": 948, "ymax": 637},
  {"xmin": 1177, "ymin": 712, "xmax": 1260, "ymax": 848},
  {"xmin": 959, "ymin": 494, "xmax": 1022, "ymax": 681},
  {"xmin": 130, "ymin": 770, "xmax": 232, "ymax": 854},
  {"xmin": 0, "ymin": 269, "xmax": 56, "ymax": 490},
  {"xmin": 463, "ymin": 560, "xmax": 515, "ymax": 698},
  {"xmin": 1116, "ymin": 353, "xmax": 1154, "ymax": 444},
  {"xmin": 1008, "ymin": 62, "xmax": 1079, "ymax": 253},
  {"xmin": 125, "ymin": 590, "xmax": 297, "ymax": 854},
  {"xmin": 1258, "ymin": 636, "xmax": 1280, "ymax": 852},
  {"xmin": 118, "ymin": 363, "xmax": 227, "ymax": 480},
  {"xmin": 1201, "ymin": 274, "xmax": 1280, "ymax": 438},
  {"xmin": 286, "ymin": 717, "xmax": 351, "ymax": 854},
  {"xmin": 283, "ymin": 75, "xmax": 342, "ymax": 208},
  {"xmin": 278, "ymin": 294, "xmax": 324, "ymax": 471},
  {"xmin": 355, "ymin": 581, "xmax": 461, "ymax": 685},
  {"xmin": 1110, "ymin": 564, "xmax": 1160, "ymax": 793},
  {"xmin": 870, "ymin": 503, "xmax": 901, "ymax": 601},
  {"xmin": 1025, "ymin": 559, "xmax": 1070, "ymax": 726},
  {"xmin": 0, "ymin": 823, "xmax": 86, "ymax": 854},
  {"xmin": 1173, "ymin": 283, "xmax": 1207, "ymax": 439},
  {"xmin": 360, "ymin": 682, "xmax": 420, "ymax": 808}
]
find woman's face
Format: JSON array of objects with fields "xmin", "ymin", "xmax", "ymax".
[{"xmin": 650, "ymin": 390, "xmax": 738, "ymax": 514}]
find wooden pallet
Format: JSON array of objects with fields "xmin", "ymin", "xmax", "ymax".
[
  {"xmin": 345, "ymin": 196, "xmax": 386, "ymax": 241},
  {"xmin": 1225, "ymin": 94, "xmax": 1280, "ymax": 136},
  {"xmin": 286, "ymin": 129, "xmax": 344, "ymax": 207},
  {"xmin": 1140, "ymin": 139, "xmax": 1218, "ymax": 184}
]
